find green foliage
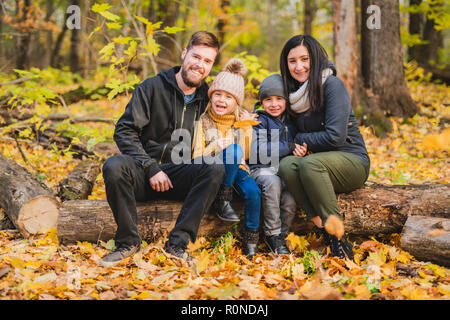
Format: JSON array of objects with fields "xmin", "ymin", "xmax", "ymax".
[
  {"xmin": 300, "ymin": 250, "xmax": 320, "ymax": 275},
  {"xmin": 404, "ymin": 61, "xmax": 433, "ymax": 86},
  {"xmin": 401, "ymin": 0, "xmax": 450, "ymax": 31},
  {"xmin": 211, "ymin": 232, "xmax": 234, "ymax": 265},
  {"xmin": 235, "ymin": 52, "xmax": 272, "ymax": 96},
  {"xmin": 89, "ymin": 2, "xmax": 184, "ymax": 100}
]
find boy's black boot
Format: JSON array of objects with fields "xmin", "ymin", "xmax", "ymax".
[{"xmin": 212, "ymin": 185, "xmax": 240, "ymax": 222}]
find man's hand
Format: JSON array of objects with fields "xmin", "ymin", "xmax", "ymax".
[
  {"xmin": 293, "ymin": 142, "xmax": 307, "ymax": 157},
  {"xmin": 149, "ymin": 171, "xmax": 173, "ymax": 192}
]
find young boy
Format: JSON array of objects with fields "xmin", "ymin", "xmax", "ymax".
[{"xmin": 249, "ymin": 74, "xmax": 306, "ymax": 254}]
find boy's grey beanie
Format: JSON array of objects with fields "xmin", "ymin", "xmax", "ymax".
[{"xmin": 258, "ymin": 74, "xmax": 287, "ymax": 102}]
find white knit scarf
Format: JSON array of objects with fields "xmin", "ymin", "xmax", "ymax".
[{"xmin": 289, "ymin": 68, "xmax": 334, "ymax": 114}]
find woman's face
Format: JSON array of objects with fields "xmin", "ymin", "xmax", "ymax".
[
  {"xmin": 211, "ymin": 90, "xmax": 237, "ymax": 116},
  {"xmin": 287, "ymin": 45, "xmax": 310, "ymax": 83}
]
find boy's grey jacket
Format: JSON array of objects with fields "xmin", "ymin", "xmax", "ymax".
[
  {"xmin": 292, "ymin": 65, "xmax": 370, "ymax": 178},
  {"xmin": 113, "ymin": 66, "xmax": 210, "ymax": 180}
]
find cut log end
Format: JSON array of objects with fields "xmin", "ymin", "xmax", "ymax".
[
  {"xmin": 17, "ymin": 196, "xmax": 60, "ymax": 237},
  {"xmin": 401, "ymin": 215, "xmax": 450, "ymax": 267}
]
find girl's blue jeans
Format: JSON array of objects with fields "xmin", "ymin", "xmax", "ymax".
[{"xmin": 220, "ymin": 144, "xmax": 261, "ymax": 230}]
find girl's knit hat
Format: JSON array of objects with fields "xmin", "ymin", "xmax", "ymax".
[{"xmin": 208, "ymin": 58, "xmax": 247, "ymax": 106}]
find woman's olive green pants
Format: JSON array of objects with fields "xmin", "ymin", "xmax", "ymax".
[{"xmin": 278, "ymin": 151, "xmax": 367, "ymax": 222}]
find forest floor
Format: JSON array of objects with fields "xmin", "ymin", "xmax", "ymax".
[{"xmin": 0, "ymin": 79, "xmax": 448, "ymax": 300}]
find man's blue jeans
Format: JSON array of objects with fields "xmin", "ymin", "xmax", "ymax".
[{"xmin": 221, "ymin": 144, "xmax": 261, "ymax": 230}]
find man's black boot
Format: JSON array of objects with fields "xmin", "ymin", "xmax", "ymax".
[
  {"xmin": 212, "ymin": 185, "xmax": 240, "ymax": 222},
  {"xmin": 243, "ymin": 228, "xmax": 259, "ymax": 259}
]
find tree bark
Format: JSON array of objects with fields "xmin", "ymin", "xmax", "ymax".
[
  {"xmin": 332, "ymin": 0, "xmax": 359, "ymax": 106},
  {"xmin": 16, "ymin": 0, "xmax": 31, "ymax": 69},
  {"xmin": 57, "ymin": 160, "xmax": 101, "ymax": 201},
  {"xmin": 51, "ymin": 4, "xmax": 69, "ymax": 68},
  {"xmin": 304, "ymin": 0, "xmax": 315, "ymax": 35},
  {"xmin": 156, "ymin": 0, "xmax": 180, "ymax": 69},
  {"xmin": 408, "ymin": 0, "xmax": 423, "ymax": 61},
  {"xmin": 216, "ymin": 0, "xmax": 230, "ymax": 65},
  {"xmin": 69, "ymin": 0, "xmax": 80, "ymax": 73},
  {"xmin": 44, "ymin": 0, "xmax": 54, "ymax": 68},
  {"xmin": 361, "ymin": 0, "xmax": 418, "ymax": 118},
  {"xmin": 401, "ymin": 215, "xmax": 450, "ymax": 267},
  {"xmin": 56, "ymin": 183, "xmax": 450, "ymax": 244},
  {"xmin": 0, "ymin": 154, "xmax": 60, "ymax": 237}
]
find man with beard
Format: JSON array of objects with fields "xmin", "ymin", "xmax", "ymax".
[{"xmin": 100, "ymin": 31, "xmax": 224, "ymax": 266}]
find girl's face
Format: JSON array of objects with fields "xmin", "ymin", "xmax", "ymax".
[
  {"xmin": 261, "ymin": 95, "xmax": 286, "ymax": 118},
  {"xmin": 287, "ymin": 45, "xmax": 310, "ymax": 83},
  {"xmin": 211, "ymin": 90, "xmax": 237, "ymax": 116}
]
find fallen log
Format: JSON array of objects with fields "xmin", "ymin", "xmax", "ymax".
[
  {"xmin": 56, "ymin": 183, "xmax": 450, "ymax": 244},
  {"xmin": 401, "ymin": 215, "xmax": 450, "ymax": 267},
  {"xmin": 0, "ymin": 154, "xmax": 60, "ymax": 237},
  {"xmin": 57, "ymin": 160, "xmax": 101, "ymax": 201},
  {"xmin": 339, "ymin": 183, "xmax": 449, "ymax": 235}
]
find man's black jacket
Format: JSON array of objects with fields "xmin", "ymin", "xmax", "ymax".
[{"xmin": 113, "ymin": 66, "xmax": 210, "ymax": 180}]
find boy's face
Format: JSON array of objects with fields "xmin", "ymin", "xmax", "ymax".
[{"xmin": 261, "ymin": 95, "xmax": 286, "ymax": 117}]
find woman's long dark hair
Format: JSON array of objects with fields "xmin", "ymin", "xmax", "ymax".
[{"xmin": 280, "ymin": 35, "xmax": 329, "ymax": 115}]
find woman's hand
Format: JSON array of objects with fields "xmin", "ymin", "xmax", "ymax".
[
  {"xmin": 239, "ymin": 109, "xmax": 258, "ymax": 121},
  {"xmin": 293, "ymin": 142, "xmax": 307, "ymax": 157}
]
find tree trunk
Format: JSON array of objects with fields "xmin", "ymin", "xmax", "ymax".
[
  {"xmin": 16, "ymin": 0, "xmax": 32, "ymax": 69},
  {"xmin": 304, "ymin": 0, "xmax": 314, "ymax": 35},
  {"xmin": 289, "ymin": 0, "xmax": 299, "ymax": 34},
  {"xmin": 69, "ymin": 0, "xmax": 80, "ymax": 73},
  {"xmin": 44, "ymin": 0, "xmax": 54, "ymax": 68},
  {"xmin": 332, "ymin": 0, "xmax": 359, "ymax": 106},
  {"xmin": 216, "ymin": 0, "xmax": 230, "ymax": 65},
  {"xmin": 361, "ymin": 0, "xmax": 418, "ymax": 118},
  {"xmin": 156, "ymin": 0, "xmax": 180, "ymax": 69},
  {"xmin": 401, "ymin": 215, "xmax": 450, "ymax": 267},
  {"xmin": 408, "ymin": 0, "xmax": 423, "ymax": 61},
  {"xmin": 57, "ymin": 160, "xmax": 101, "ymax": 201},
  {"xmin": 56, "ymin": 183, "xmax": 450, "ymax": 244},
  {"xmin": 0, "ymin": 154, "xmax": 60, "ymax": 237},
  {"xmin": 51, "ymin": 5, "xmax": 69, "ymax": 68}
]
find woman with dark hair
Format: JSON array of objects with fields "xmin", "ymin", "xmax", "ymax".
[{"xmin": 278, "ymin": 35, "xmax": 370, "ymax": 260}]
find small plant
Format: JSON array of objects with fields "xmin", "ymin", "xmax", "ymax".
[
  {"xmin": 211, "ymin": 232, "xmax": 234, "ymax": 265},
  {"xmin": 300, "ymin": 250, "xmax": 320, "ymax": 275}
]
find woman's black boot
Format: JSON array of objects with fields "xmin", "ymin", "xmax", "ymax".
[{"xmin": 329, "ymin": 233, "xmax": 354, "ymax": 261}]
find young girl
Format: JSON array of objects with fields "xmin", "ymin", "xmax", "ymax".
[
  {"xmin": 278, "ymin": 35, "xmax": 371, "ymax": 261},
  {"xmin": 192, "ymin": 58, "xmax": 261, "ymax": 258}
]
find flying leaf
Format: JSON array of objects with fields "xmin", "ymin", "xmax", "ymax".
[{"xmin": 325, "ymin": 215, "xmax": 344, "ymax": 239}]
